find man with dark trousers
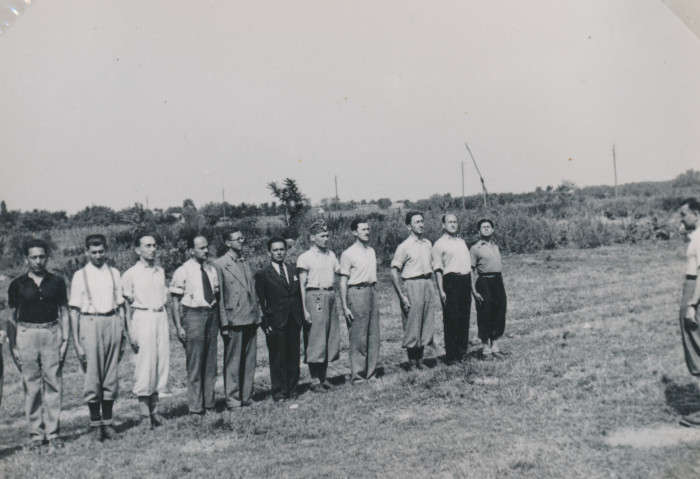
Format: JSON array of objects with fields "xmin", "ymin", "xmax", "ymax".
[
  {"xmin": 170, "ymin": 235, "xmax": 219, "ymax": 418},
  {"xmin": 214, "ymin": 229, "xmax": 261, "ymax": 409},
  {"xmin": 254, "ymin": 236, "xmax": 304, "ymax": 402},
  {"xmin": 432, "ymin": 213, "xmax": 473, "ymax": 363}
]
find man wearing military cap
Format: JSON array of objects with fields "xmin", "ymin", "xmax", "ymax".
[{"xmin": 296, "ymin": 220, "xmax": 340, "ymax": 391}]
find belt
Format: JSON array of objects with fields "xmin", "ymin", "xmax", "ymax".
[
  {"xmin": 348, "ymin": 282, "xmax": 376, "ymax": 288},
  {"xmin": 443, "ymin": 272, "xmax": 470, "ymax": 278},
  {"xmin": 83, "ymin": 309, "xmax": 118, "ymax": 317},
  {"xmin": 133, "ymin": 306, "xmax": 165, "ymax": 312},
  {"xmin": 183, "ymin": 305, "xmax": 216, "ymax": 312},
  {"xmin": 688, "ymin": 275, "xmax": 698, "ymax": 280},
  {"xmin": 404, "ymin": 274, "xmax": 432, "ymax": 280},
  {"xmin": 19, "ymin": 320, "xmax": 58, "ymax": 329},
  {"xmin": 306, "ymin": 287, "xmax": 334, "ymax": 291},
  {"xmin": 479, "ymin": 272, "xmax": 502, "ymax": 278}
]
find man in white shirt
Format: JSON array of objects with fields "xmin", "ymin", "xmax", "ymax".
[
  {"xmin": 170, "ymin": 236, "xmax": 219, "ymax": 417},
  {"xmin": 122, "ymin": 234, "xmax": 170, "ymax": 430},
  {"xmin": 432, "ymin": 214, "xmax": 473, "ymax": 364},
  {"xmin": 677, "ymin": 198, "xmax": 700, "ymax": 427},
  {"xmin": 69, "ymin": 234, "xmax": 126, "ymax": 442},
  {"xmin": 339, "ymin": 218, "xmax": 380, "ymax": 384}
]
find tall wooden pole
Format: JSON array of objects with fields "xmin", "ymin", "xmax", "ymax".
[
  {"xmin": 464, "ymin": 142, "xmax": 488, "ymax": 211},
  {"xmin": 612, "ymin": 145, "xmax": 618, "ymax": 198},
  {"xmin": 222, "ymin": 189, "xmax": 227, "ymax": 219}
]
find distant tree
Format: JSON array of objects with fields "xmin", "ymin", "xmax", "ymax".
[
  {"xmin": 377, "ymin": 198, "xmax": 392, "ymax": 209},
  {"xmin": 70, "ymin": 205, "xmax": 119, "ymax": 226},
  {"xmin": 0, "ymin": 201, "xmax": 7, "ymax": 222},
  {"xmin": 20, "ymin": 209, "xmax": 66, "ymax": 231},
  {"xmin": 673, "ymin": 169, "xmax": 700, "ymax": 187},
  {"xmin": 118, "ymin": 203, "xmax": 154, "ymax": 226},
  {"xmin": 267, "ymin": 178, "xmax": 308, "ymax": 226}
]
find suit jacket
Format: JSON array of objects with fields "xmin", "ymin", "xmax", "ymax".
[
  {"xmin": 254, "ymin": 262, "xmax": 304, "ymax": 330},
  {"xmin": 214, "ymin": 253, "xmax": 261, "ymax": 328}
]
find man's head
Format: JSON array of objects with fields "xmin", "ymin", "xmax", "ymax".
[
  {"xmin": 477, "ymin": 218, "xmax": 494, "ymax": 239},
  {"xmin": 24, "ymin": 239, "xmax": 50, "ymax": 275},
  {"xmin": 187, "ymin": 235, "xmax": 209, "ymax": 263},
  {"xmin": 224, "ymin": 229, "xmax": 245, "ymax": 254},
  {"xmin": 680, "ymin": 198, "xmax": 700, "ymax": 232},
  {"xmin": 85, "ymin": 234, "xmax": 108, "ymax": 268},
  {"xmin": 135, "ymin": 235, "xmax": 157, "ymax": 263},
  {"xmin": 351, "ymin": 218, "xmax": 370, "ymax": 243},
  {"xmin": 442, "ymin": 213, "xmax": 458, "ymax": 235},
  {"xmin": 405, "ymin": 211, "xmax": 424, "ymax": 236},
  {"xmin": 267, "ymin": 236, "xmax": 287, "ymax": 264},
  {"xmin": 309, "ymin": 220, "xmax": 329, "ymax": 250}
]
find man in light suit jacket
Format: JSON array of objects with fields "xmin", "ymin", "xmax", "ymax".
[
  {"xmin": 255, "ymin": 236, "xmax": 304, "ymax": 402},
  {"xmin": 214, "ymin": 229, "xmax": 261, "ymax": 409}
]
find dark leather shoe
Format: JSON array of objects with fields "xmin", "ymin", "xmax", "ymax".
[
  {"xmin": 102, "ymin": 424, "xmax": 117, "ymax": 440},
  {"xmin": 240, "ymin": 400, "xmax": 253, "ymax": 407},
  {"xmin": 321, "ymin": 381, "xmax": 332, "ymax": 390},
  {"xmin": 309, "ymin": 383, "xmax": 324, "ymax": 393},
  {"xmin": 272, "ymin": 394, "xmax": 285, "ymax": 403},
  {"xmin": 150, "ymin": 413, "xmax": 165, "ymax": 427}
]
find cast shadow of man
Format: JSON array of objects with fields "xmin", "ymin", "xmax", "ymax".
[{"xmin": 664, "ymin": 378, "xmax": 700, "ymax": 416}]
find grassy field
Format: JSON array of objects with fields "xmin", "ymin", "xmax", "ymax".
[{"xmin": 0, "ymin": 242, "xmax": 699, "ymax": 478}]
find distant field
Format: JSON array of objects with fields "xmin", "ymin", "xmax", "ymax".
[{"xmin": 0, "ymin": 242, "xmax": 699, "ymax": 478}]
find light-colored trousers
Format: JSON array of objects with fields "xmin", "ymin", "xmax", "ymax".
[
  {"xmin": 303, "ymin": 290, "xmax": 340, "ymax": 364},
  {"xmin": 131, "ymin": 310, "xmax": 170, "ymax": 396},
  {"xmin": 80, "ymin": 314, "xmax": 123, "ymax": 402},
  {"xmin": 400, "ymin": 278, "xmax": 436, "ymax": 349},
  {"xmin": 17, "ymin": 322, "xmax": 62, "ymax": 441},
  {"xmin": 347, "ymin": 286, "xmax": 380, "ymax": 382}
]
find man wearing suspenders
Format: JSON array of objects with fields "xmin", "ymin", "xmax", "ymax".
[{"xmin": 70, "ymin": 234, "xmax": 126, "ymax": 442}]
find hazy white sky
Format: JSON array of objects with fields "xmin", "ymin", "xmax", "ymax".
[{"xmin": 1, "ymin": 0, "xmax": 699, "ymax": 213}]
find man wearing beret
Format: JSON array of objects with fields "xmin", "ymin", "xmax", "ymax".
[
  {"xmin": 390, "ymin": 211, "xmax": 437, "ymax": 370},
  {"xmin": 297, "ymin": 220, "xmax": 340, "ymax": 392}
]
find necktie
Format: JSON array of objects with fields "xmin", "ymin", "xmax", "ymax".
[
  {"xmin": 278, "ymin": 264, "xmax": 288, "ymax": 284},
  {"xmin": 201, "ymin": 264, "xmax": 215, "ymax": 304}
]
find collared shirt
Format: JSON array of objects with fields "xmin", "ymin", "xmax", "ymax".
[
  {"xmin": 391, "ymin": 235, "xmax": 433, "ymax": 279},
  {"xmin": 122, "ymin": 261, "xmax": 168, "ymax": 310},
  {"xmin": 272, "ymin": 262, "xmax": 292, "ymax": 283},
  {"xmin": 69, "ymin": 263, "xmax": 124, "ymax": 314},
  {"xmin": 432, "ymin": 234, "xmax": 472, "ymax": 275},
  {"xmin": 169, "ymin": 258, "xmax": 219, "ymax": 308},
  {"xmin": 470, "ymin": 240, "xmax": 503, "ymax": 274},
  {"xmin": 687, "ymin": 228, "xmax": 700, "ymax": 276},
  {"xmin": 296, "ymin": 246, "xmax": 340, "ymax": 289},
  {"xmin": 8, "ymin": 272, "xmax": 68, "ymax": 324},
  {"xmin": 340, "ymin": 242, "xmax": 377, "ymax": 285}
]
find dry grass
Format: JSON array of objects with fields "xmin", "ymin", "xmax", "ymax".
[{"xmin": 0, "ymin": 242, "xmax": 696, "ymax": 478}]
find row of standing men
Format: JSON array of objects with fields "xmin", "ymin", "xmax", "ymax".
[{"xmin": 4, "ymin": 210, "xmax": 507, "ymax": 449}]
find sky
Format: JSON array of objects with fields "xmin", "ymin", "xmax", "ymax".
[{"xmin": 1, "ymin": 0, "xmax": 699, "ymax": 213}]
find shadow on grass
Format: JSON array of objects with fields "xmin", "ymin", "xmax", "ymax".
[
  {"xmin": 664, "ymin": 379, "xmax": 700, "ymax": 415},
  {"xmin": 0, "ymin": 444, "xmax": 24, "ymax": 460}
]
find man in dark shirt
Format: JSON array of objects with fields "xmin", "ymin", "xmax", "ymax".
[{"xmin": 7, "ymin": 239, "xmax": 70, "ymax": 450}]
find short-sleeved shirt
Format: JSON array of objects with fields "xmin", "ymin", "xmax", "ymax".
[
  {"xmin": 8, "ymin": 272, "xmax": 68, "ymax": 324},
  {"xmin": 687, "ymin": 229, "xmax": 700, "ymax": 276},
  {"xmin": 169, "ymin": 258, "xmax": 219, "ymax": 308},
  {"xmin": 391, "ymin": 235, "xmax": 433, "ymax": 279},
  {"xmin": 432, "ymin": 234, "xmax": 472, "ymax": 275},
  {"xmin": 122, "ymin": 262, "xmax": 168, "ymax": 310},
  {"xmin": 296, "ymin": 246, "xmax": 340, "ymax": 289},
  {"xmin": 340, "ymin": 242, "xmax": 377, "ymax": 285},
  {"xmin": 470, "ymin": 240, "xmax": 503, "ymax": 274},
  {"xmin": 69, "ymin": 263, "xmax": 124, "ymax": 314}
]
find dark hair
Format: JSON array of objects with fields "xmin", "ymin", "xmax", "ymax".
[
  {"xmin": 681, "ymin": 198, "xmax": 700, "ymax": 214},
  {"xmin": 186, "ymin": 235, "xmax": 206, "ymax": 249},
  {"xmin": 441, "ymin": 213, "xmax": 457, "ymax": 224},
  {"xmin": 85, "ymin": 234, "xmax": 107, "ymax": 249},
  {"xmin": 134, "ymin": 233, "xmax": 156, "ymax": 247},
  {"xmin": 223, "ymin": 229, "xmax": 242, "ymax": 242},
  {"xmin": 267, "ymin": 236, "xmax": 287, "ymax": 251},
  {"xmin": 477, "ymin": 218, "xmax": 494, "ymax": 230},
  {"xmin": 23, "ymin": 238, "xmax": 50, "ymax": 256},
  {"xmin": 350, "ymin": 218, "xmax": 369, "ymax": 231},
  {"xmin": 405, "ymin": 211, "xmax": 423, "ymax": 225}
]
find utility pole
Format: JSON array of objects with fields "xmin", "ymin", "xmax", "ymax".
[
  {"xmin": 334, "ymin": 175, "xmax": 339, "ymax": 210},
  {"xmin": 222, "ymin": 189, "xmax": 227, "ymax": 219},
  {"xmin": 464, "ymin": 142, "xmax": 489, "ymax": 211},
  {"xmin": 461, "ymin": 161, "xmax": 465, "ymax": 210},
  {"xmin": 612, "ymin": 144, "xmax": 618, "ymax": 199},
  {"xmin": 146, "ymin": 196, "xmax": 149, "ymax": 210}
]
